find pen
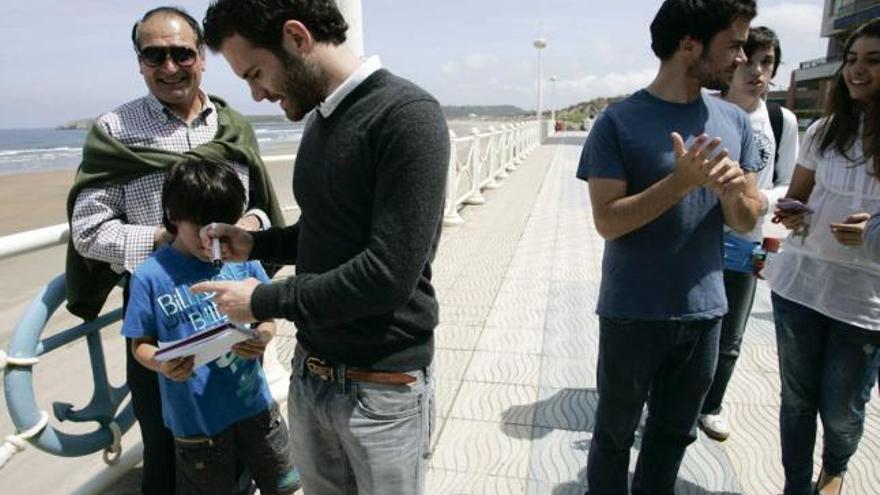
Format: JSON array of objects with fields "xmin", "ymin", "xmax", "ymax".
[{"xmin": 211, "ymin": 223, "xmax": 222, "ymax": 268}]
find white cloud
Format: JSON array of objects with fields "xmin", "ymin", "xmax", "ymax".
[
  {"xmin": 441, "ymin": 52, "xmax": 501, "ymax": 76},
  {"xmin": 463, "ymin": 52, "xmax": 501, "ymax": 70},
  {"xmin": 755, "ymin": 2, "xmax": 823, "ymax": 39},
  {"xmin": 563, "ymin": 68, "xmax": 657, "ymax": 99},
  {"xmin": 441, "ymin": 61, "xmax": 459, "ymax": 75}
]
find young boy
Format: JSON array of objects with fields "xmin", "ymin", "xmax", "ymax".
[
  {"xmin": 122, "ymin": 159, "xmax": 300, "ymax": 495},
  {"xmin": 700, "ymin": 26, "xmax": 799, "ymax": 441}
]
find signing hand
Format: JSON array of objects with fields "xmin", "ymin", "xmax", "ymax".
[
  {"xmin": 232, "ymin": 325, "xmax": 273, "ymax": 360},
  {"xmin": 830, "ymin": 212, "xmax": 870, "ymax": 246},
  {"xmin": 191, "ymin": 278, "xmax": 261, "ymax": 323},
  {"xmin": 670, "ymin": 132, "xmax": 722, "ymax": 190},
  {"xmin": 159, "ymin": 356, "xmax": 195, "ymax": 382},
  {"xmin": 199, "ymin": 222, "xmax": 254, "ymax": 263}
]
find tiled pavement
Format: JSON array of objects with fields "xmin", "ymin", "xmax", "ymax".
[
  {"xmin": 273, "ymin": 132, "xmax": 880, "ymax": 494},
  {"xmin": 7, "ymin": 132, "xmax": 879, "ymax": 495}
]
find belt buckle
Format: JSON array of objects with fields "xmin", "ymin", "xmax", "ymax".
[{"xmin": 305, "ymin": 356, "xmax": 333, "ymax": 381}]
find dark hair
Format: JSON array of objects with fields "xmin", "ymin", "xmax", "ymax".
[
  {"xmin": 162, "ymin": 159, "xmax": 246, "ymax": 235},
  {"xmin": 650, "ymin": 0, "xmax": 757, "ymax": 61},
  {"xmin": 745, "ymin": 26, "xmax": 781, "ymax": 77},
  {"xmin": 203, "ymin": 0, "xmax": 347, "ymax": 52},
  {"xmin": 131, "ymin": 6, "xmax": 205, "ymax": 52},
  {"xmin": 818, "ymin": 18, "xmax": 880, "ymax": 176}
]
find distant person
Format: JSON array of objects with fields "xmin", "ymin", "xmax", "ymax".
[
  {"xmin": 764, "ymin": 18, "xmax": 880, "ymax": 495},
  {"xmin": 576, "ymin": 0, "xmax": 763, "ymax": 493},
  {"xmin": 65, "ymin": 6, "xmax": 285, "ymax": 494},
  {"xmin": 123, "ymin": 159, "xmax": 299, "ymax": 495},
  {"xmin": 699, "ymin": 26, "xmax": 799, "ymax": 442},
  {"xmin": 193, "ymin": 0, "xmax": 449, "ymax": 493}
]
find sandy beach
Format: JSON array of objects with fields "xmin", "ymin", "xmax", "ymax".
[{"xmin": 0, "ymin": 148, "xmax": 299, "ymax": 237}]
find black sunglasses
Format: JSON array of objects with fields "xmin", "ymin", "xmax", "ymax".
[{"xmin": 137, "ymin": 46, "xmax": 199, "ymax": 67}]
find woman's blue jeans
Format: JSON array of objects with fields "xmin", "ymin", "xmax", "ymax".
[{"xmin": 772, "ymin": 293, "xmax": 880, "ymax": 495}]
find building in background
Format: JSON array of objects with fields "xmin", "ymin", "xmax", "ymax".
[{"xmin": 769, "ymin": 0, "xmax": 880, "ymax": 128}]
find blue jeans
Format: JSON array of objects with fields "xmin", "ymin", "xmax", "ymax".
[
  {"xmin": 702, "ymin": 270, "xmax": 757, "ymax": 415},
  {"xmin": 587, "ymin": 317, "xmax": 721, "ymax": 495},
  {"xmin": 287, "ymin": 345, "xmax": 434, "ymax": 495},
  {"xmin": 772, "ymin": 293, "xmax": 880, "ymax": 495}
]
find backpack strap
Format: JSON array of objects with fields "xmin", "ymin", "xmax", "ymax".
[{"xmin": 767, "ymin": 101, "xmax": 783, "ymax": 183}]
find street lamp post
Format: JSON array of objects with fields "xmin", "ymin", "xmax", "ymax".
[
  {"xmin": 336, "ymin": 0, "xmax": 364, "ymax": 58},
  {"xmin": 533, "ymin": 38, "xmax": 547, "ymax": 138},
  {"xmin": 549, "ymin": 75, "xmax": 558, "ymax": 129}
]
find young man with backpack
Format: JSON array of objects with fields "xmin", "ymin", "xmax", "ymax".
[{"xmin": 700, "ymin": 26, "xmax": 800, "ymax": 441}]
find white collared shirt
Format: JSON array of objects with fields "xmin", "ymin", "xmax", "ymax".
[{"xmin": 317, "ymin": 56, "xmax": 382, "ymax": 118}]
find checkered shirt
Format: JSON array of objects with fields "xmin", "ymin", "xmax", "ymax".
[{"xmin": 71, "ymin": 92, "xmax": 263, "ymax": 274}]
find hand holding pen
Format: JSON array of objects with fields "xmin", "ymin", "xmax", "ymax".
[{"xmin": 200, "ymin": 222, "xmax": 255, "ymax": 264}]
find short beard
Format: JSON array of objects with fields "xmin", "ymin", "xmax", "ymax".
[
  {"xmin": 276, "ymin": 49, "xmax": 329, "ymax": 120},
  {"xmin": 691, "ymin": 52, "xmax": 732, "ymax": 92}
]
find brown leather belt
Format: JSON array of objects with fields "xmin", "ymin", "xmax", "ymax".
[{"xmin": 304, "ymin": 356, "xmax": 417, "ymax": 385}]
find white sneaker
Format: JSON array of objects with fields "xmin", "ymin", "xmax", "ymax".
[{"xmin": 699, "ymin": 413, "xmax": 731, "ymax": 441}]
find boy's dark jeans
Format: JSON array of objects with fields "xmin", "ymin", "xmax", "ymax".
[
  {"xmin": 587, "ymin": 317, "xmax": 721, "ymax": 495},
  {"xmin": 702, "ymin": 270, "xmax": 757, "ymax": 415},
  {"xmin": 175, "ymin": 403, "xmax": 299, "ymax": 495}
]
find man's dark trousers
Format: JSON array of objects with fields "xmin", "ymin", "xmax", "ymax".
[{"xmin": 586, "ymin": 317, "xmax": 721, "ymax": 495}]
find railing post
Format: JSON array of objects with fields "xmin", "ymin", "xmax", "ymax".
[
  {"xmin": 443, "ymin": 130, "xmax": 465, "ymax": 226},
  {"xmin": 464, "ymin": 129, "xmax": 486, "ymax": 205},
  {"xmin": 514, "ymin": 123, "xmax": 525, "ymax": 165},
  {"xmin": 503, "ymin": 124, "xmax": 517, "ymax": 172},
  {"xmin": 483, "ymin": 127, "xmax": 502, "ymax": 189},
  {"xmin": 490, "ymin": 126, "xmax": 509, "ymax": 181}
]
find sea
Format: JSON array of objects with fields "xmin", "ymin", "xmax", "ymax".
[
  {"xmin": 0, "ymin": 121, "xmax": 306, "ymax": 176},
  {"xmin": 0, "ymin": 119, "xmax": 507, "ymax": 176}
]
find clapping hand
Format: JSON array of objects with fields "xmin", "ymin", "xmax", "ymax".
[{"xmin": 671, "ymin": 133, "xmax": 722, "ymax": 189}]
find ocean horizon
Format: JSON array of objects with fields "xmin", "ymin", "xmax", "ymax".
[
  {"xmin": 0, "ymin": 121, "xmax": 306, "ymax": 176},
  {"xmin": 0, "ymin": 118, "xmax": 511, "ymax": 177}
]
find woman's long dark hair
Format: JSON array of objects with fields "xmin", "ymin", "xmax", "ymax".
[{"xmin": 819, "ymin": 18, "xmax": 880, "ymax": 176}]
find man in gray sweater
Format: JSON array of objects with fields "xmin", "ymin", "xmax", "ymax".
[{"xmin": 194, "ymin": 1, "xmax": 449, "ymax": 493}]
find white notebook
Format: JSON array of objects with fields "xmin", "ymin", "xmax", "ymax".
[{"xmin": 154, "ymin": 322, "xmax": 259, "ymax": 369}]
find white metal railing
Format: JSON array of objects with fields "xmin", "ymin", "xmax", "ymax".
[
  {"xmin": 1, "ymin": 122, "xmax": 541, "ymax": 258},
  {"xmin": 443, "ymin": 121, "xmax": 541, "ymax": 226}
]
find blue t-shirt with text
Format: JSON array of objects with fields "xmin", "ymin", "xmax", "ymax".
[
  {"xmin": 122, "ymin": 244, "xmax": 273, "ymax": 437},
  {"xmin": 576, "ymin": 89, "xmax": 761, "ymax": 320}
]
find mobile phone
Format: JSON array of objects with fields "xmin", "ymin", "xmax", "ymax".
[{"xmin": 776, "ymin": 198, "xmax": 812, "ymax": 214}]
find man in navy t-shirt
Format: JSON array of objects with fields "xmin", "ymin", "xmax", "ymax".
[{"xmin": 576, "ymin": 1, "xmax": 764, "ymax": 493}]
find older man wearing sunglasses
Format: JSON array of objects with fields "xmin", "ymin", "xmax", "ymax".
[{"xmin": 65, "ymin": 6, "xmax": 289, "ymax": 494}]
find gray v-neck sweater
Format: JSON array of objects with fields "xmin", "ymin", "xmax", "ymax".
[{"xmin": 250, "ymin": 69, "xmax": 450, "ymax": 370}]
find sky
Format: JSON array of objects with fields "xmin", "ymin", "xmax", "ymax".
[{"xmin": 0, "ymin": 0, "xmax": 826, "ymax": 129}]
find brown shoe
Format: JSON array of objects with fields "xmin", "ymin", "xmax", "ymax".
[{"xmin": 815, "ymin": 469, "xmax": 844, "ymax": 495}]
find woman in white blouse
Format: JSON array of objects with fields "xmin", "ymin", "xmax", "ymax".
[{"xmin": 766, "ymin": 18, "xmax": 880, "ymax": 495}]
